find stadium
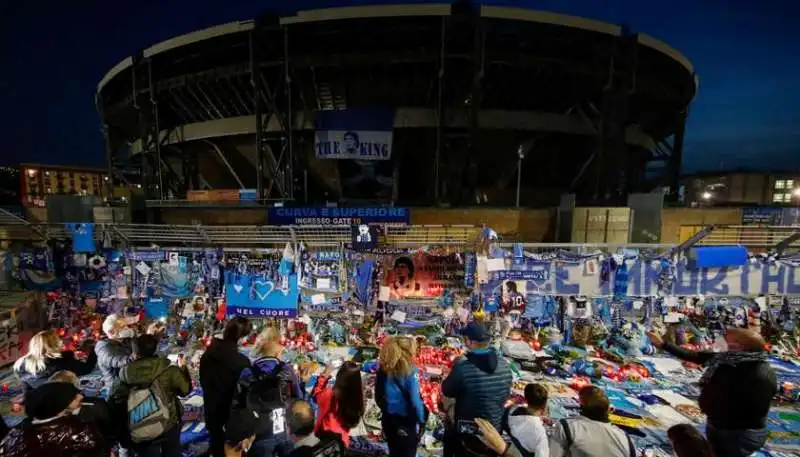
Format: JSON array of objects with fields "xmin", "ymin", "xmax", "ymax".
[{"xmin": 96, "ymin": 2, "xmax": 697, "ymax": 208}]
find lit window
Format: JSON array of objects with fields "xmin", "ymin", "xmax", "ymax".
[
  {"xmin": 774, "ymin": 193, "xmax": 787, "ymax": 203},
  {"xmin": 775, "ymin": 180, "xmax": 786, "ymax": 190},
  {"xmin": 785, "ymin": 193, "xmax": 793, "ymax": 201},
  {"xmin": 787, "ymin": 180, "xmax": 795, "ymax": 188}
]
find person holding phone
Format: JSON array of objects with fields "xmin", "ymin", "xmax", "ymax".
[
  {"xmin": 375, "ymin": 337, "xmax": 428, "ymax": 457},
  {"xmin": 311, "ymin": 361, "xmax": 364, "ymax": 447},
  {"xmin": 441, "ymin": 322, "xmax": 512, "ymax": 457}
]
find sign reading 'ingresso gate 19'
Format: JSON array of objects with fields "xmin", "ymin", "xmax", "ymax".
[{"xmin": 268, "ymin": 207, "xmax": 410, "ymax": 226}]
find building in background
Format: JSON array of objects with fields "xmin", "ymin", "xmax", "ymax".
[
  {"xmin": 97, "ymin": 4, "xmax": 696, "ymax": 208},
  {"xmin": 19, "ymin": 163, "xmax": 110, "ymax": 207},
  {"xmin": 681, "ymin": 170, "xmax": 800, "ymax": 207}
]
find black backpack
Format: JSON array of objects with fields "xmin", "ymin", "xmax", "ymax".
[
  {"xmin": 239, "ymin": 362, "xmax": 289, "ymax": 437},
  {"xmin": 500, "ymin": 406, "xmax": 536, "ymax": 457}
]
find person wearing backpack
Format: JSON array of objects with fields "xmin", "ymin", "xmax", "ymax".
[
  {"xmin": 375, "ymin": 336, "xmax": 427, "ymax": 457},
  {"xmin": 112, "ymin": 334, "xmax": 191, "ymax": 457},
  {"xmin": 501, "ymin": 383, "xmax": 549, "ymax": 457},
  {"xmin": 234, "ymin": 327, "xmax": 304, "ymax": 457},
  {"xmin": 549, "ymin": 386, "xmax": 636, "ymax": 457}
]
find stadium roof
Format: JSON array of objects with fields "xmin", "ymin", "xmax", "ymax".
[{"xmin": 97, "ymin": 4, "xmax": 696, "ymax": 94}]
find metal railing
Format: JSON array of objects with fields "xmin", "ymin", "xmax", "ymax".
[
  {"xmin": 145, "ymin": 199, "xmax": 283, "ymax": 207},
  {"xmin": 695, "ymin": 225, "xmax": 800, "ymax": 249}
]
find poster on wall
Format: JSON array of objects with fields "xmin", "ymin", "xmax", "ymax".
[
  {"xmin": 314, "ymin": 109, "xmax": 394, "ymax": 161},
  {"xmin": 224, "ymin": 272, "xmax": 299, "ymax": 318},
  {"xmin": 382, "ymin": 253, "xmax": 464, "ymax": 299}
]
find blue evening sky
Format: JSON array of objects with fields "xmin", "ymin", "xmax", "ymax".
[{"xmin": 1, "ymin": 0, "xmax": 798, "ymax": 173}]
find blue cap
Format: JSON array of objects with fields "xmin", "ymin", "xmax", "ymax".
[{"xmin": 461, "ymin": 321, "xmax": 490, "ymax": 343}]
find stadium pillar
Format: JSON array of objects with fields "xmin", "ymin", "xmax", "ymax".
[
  {"xmin": 668, "ymin": 109, "xmax": 688, "ymax": 202},
  {"xmin": 147, "ymin": 59, "xmax": 164, "ymax": 200},
  {"xmin": 593, "ymin": 34, "xmax": 637, "ymax": 204},
  {"xmin": 132, "ymin": 57, "xmax": 150, "ymax": 201},
  {"xmin": 251, "ymin": 29, "xmax": 265, "ymax": 201},
  {"xmin": 434, "ymin": 17, "xmax": 446, "ymax": 204}
]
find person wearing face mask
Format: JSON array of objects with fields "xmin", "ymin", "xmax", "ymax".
[
  {"xmin": 200, "ymin": 317, "xmax": 253, "ymax": 457},
  {"xmin": 648, "ymin": 328, "xmax": 776, "ymax": 457},
  {"xmin": 95, "ymin": 314, "xmax": 136, "ymax": 386},
  {"xmin": 49, "ymin": 370, "xmax": 114, "ymax": 443},
  {"xmin": 1, "ymin": 382, "xmax": 107, "ymax": 457}
]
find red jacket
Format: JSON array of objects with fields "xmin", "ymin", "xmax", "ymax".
[{"xmin": 312, "ymin": 377, "xmax": 350, "ymax": 447}]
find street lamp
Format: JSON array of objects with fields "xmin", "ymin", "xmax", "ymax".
[
  {"xmin": 701, "ymin": 191, "xmax": 712, "ymax": 200},
  {"xmin": 793, "ymin": 188, "xmax": 800, "ymax": 198},
  {"xmin": 516, "ymin": 145, "xmax": 526, "ymax": 208}
]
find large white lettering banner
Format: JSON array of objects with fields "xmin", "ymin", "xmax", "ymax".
[
  {"xmin": 486, "ymin": 261, "xmax": 800, "ymax": 297},
  {"xmin": 314, "ymin": 109, "xmax": 394, "ymax": 160}
]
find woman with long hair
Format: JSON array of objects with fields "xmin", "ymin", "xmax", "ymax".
[
  {"xmin": 376, "ymin": 337, "xmax": 427, "ymax": 457},
  {"xmin": 312, "ymin": 361, "xmax": 364, "ymax": 447},
  {"xmin": 14, "ymin": 329, "xmax": 97, "ymax": 393}
]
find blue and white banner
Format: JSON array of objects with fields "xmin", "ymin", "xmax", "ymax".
[
  {"xmin": 483, "ymin": 260, "xmax": 800, "ymax": 297},
  {"xmin": 269, "ymin": 206, "xmax": 410, "ymax": 225},
  {"xmin": 224, "ymin": 272, "xmax": 299, "ymax": 318},
  {"xmin": 314, "ymin": 109, "xmax": 394, "ymax": 160}
]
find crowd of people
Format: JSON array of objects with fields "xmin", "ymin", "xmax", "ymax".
[{"xmin": 0, "ymin": 314, "xmax": 779, "ymax": 457}]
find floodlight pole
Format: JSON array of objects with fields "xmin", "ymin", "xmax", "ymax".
[{"xmin": 515, "ymin": 144, "xmax": 525, "ymax": 208}]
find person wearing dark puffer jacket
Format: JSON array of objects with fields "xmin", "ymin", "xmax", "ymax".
[
  {"xmin": 649, "ymin": 328, "xmax": 776, "ymax": 457},
  {"xmin": 0, "ymin": 382, "xmax": 107, "ymax": 457},
  {"xmin": 441, "ymin": 321, "xmax": 512, "ymax": 457}
]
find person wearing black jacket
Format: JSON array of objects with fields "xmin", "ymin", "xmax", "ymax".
[
  {"xmin": 49, "ymin": 370, "xmax": 115, "ymax": 442},
  {"xmin": 199, "ymin": 317, "xmax": 253, "ymax": 457},
  {"xmin": 13, "ymin": 329, "xmax": 97, "ymax": 394},
  {"xmin": 649, "ymin": 328, "xmax": 776, "ymax": 457}
]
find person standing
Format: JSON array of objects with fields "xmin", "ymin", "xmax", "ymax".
[
  {"xmin": 667, "ymin": 424, "xmax": 714, "ymax": 457},
  {"xmin": 286, "ymin": 400, "xmax": 346, "ymax": 457},
  {"xmin": 49, "ymin": 370, "xmax": 114, "ymax": 443},
  {"xmin": 548, "ymin": 386, "xmax": 635, "ymax": 457},
  {"xmin": 95, "ymin": 314, "xmax": 136, "ymax": 386},
  {"xmin": 236, "ymin": 327, "xmax": 305, "ymax": 457},
  {"xmin": 311, "ymin": 361, "xmax": 364, "ymax": 447},
  {"xmin": 112, "ymin": 335, "xmax": 191, "ymax": 457},
  {"xmin": 648, "ymin": 328, "xmax": 776, "ymax": 457},
  {"xmin": 14, "ymin": 329, "xmax": 97, "ymax": 393},
  {"xmin": 502, "ymin": 383, "xmax": 549, "ymax": 457},
  {"xmin": 199, "ymin": 316, "xmax": 252, "ymax": 457},
  {"xmin": 375, "ymin": 337, "xmax": 427, "ymax": 457},
  {"xmin": 1, "ymin": 382, "xmax": 107, "ymax": 457},
  {"xmin": 441, "ymin": 321, "xmax": 512, "ymax": 457},
  {"xmin": 222, "ymin": 409, "xmax": 259, "ymax": 457}
]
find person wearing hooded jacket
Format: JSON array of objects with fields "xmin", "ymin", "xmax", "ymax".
[
  {"xmin": 648, "ymin": 328, "xmax": 776, "ymax": 457},
  {"xmin": 441, "ymin": 321, "xmax": 512, "ymax": 457},
  {"xmin": 111, "ymin": 334, "xmax": 191, "ymax": 457}
]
